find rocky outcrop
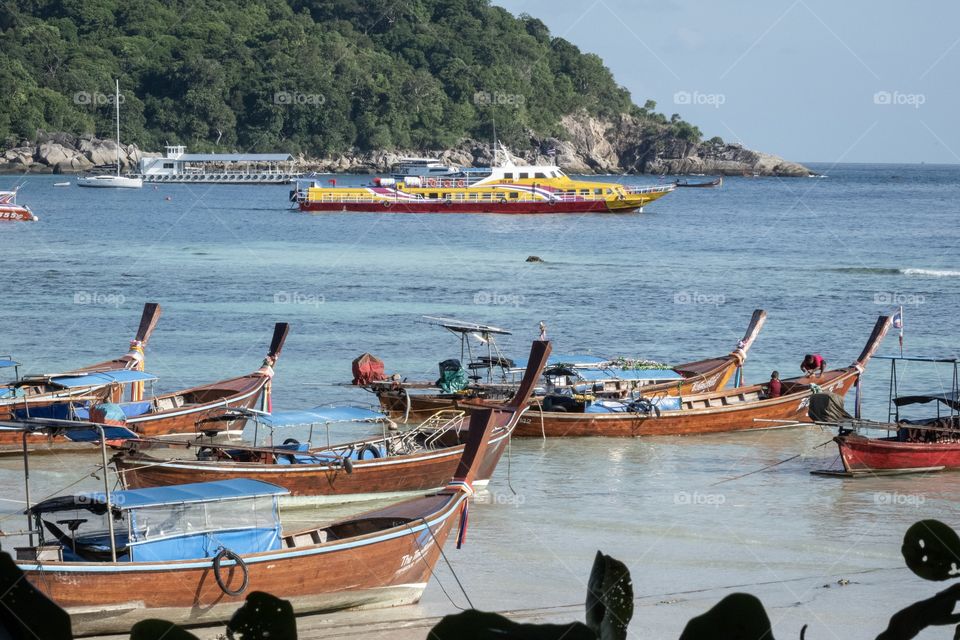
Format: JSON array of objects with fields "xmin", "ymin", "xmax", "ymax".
[
  {"xmin": 0, "ymin": 132, "xmax": 142, "ymax": 174},
  {"xmin": 1, "ymin": 115, "xmax": 810, "ymax": 177}
]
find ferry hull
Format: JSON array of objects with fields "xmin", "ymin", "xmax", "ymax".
[{"xmin": 299, "ymin": 199, "xmax": 654, "ymax": 214}]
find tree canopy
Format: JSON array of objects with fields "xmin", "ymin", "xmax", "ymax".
[{"xmin": 0, "ymin": 0, "xmax": 701, "ymax": 154}]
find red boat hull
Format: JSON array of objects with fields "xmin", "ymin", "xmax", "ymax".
[
  {"xmin": 299, "ymin": 200, "xmax": 633, "ymax": 214},
  {"xmin": 837, "ymin": 434, "xmax": 960, "ymax": 472},
  {"xmin": 0, "ymin": 205, "xmax": 37, "ymax": 221}
]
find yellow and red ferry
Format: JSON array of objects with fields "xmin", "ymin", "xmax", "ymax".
[{"xmin": 295, "ymin": 160, "xmax": 674, "ymax": 214}]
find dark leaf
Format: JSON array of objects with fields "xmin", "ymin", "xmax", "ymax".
[
  {"xmin": 585, "ymin": 550, "xmax": 633, "ymax": 640},
  {"xmin": 130, "ymin": 619, "xmax": 200, "ymax": 640},
  {"xmin": 226, "ymin": 591, "xmax": 297, "ymax": 640},
  {"xmin": 876, "ymin": 583, "xmax": 960, "ymax": 640},
  {"xmin": 428, "ymin": 609, "xmax": 594, "ymax": 640},
  {"xmin": 0, "ymin": 551, "xmax": 71, "ymax": 640},
  {"xmin": 679, "ymin": 593, "xmax": 775, "ymax": 640},
  {"xmin": 902, "ymin": 520, "xmax": 960, "ymax": 581}
]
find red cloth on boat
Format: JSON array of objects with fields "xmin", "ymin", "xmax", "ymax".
[{"xmin": 352, "ymin": 353, "xmax": 386, "ymax": 385}]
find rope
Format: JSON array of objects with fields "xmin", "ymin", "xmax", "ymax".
[
  {"xmin": 711, "ymin": 439, "xmax": 834, "ymax": 486},
  {"xmin": 412, "ymin": 516, "xmax": 474, "ymax": 610}
]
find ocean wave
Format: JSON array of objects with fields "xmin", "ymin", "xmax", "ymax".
[
  {"xmin": 830, "ymin": 267, "xmax": 960, "ymax": 277},
  {"xmin": 901, "ymin": 268, "xmax": 960, "ymax": 277}
]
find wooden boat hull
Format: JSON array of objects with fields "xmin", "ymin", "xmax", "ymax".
[
  {"xmin": 511, "ymin": 369, "xmax": 858, "ymax": 437},
  {"xmin": 377, "ymin": 358, "xmax": 739, "ymax": 423},
  {"xmin": 114, "ymin": 424, "xmax": 514, "ymax": 501},
  {"xmin": 21, "ymin": 493, "xmax": 462, "ymax": 636},
  {"xmin": 836, "ymin": 434, "xmax": 960, "ymax": 473}
]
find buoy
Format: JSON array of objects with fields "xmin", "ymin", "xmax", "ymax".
[
  {"xmin": 525, "ymin": 255, "xmax": 544, "ymax": 263},
  {"xmin": 164, "ymin": 196, "xmax": 172, "ymax": 201}
]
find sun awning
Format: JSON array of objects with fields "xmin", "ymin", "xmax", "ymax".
[
  {"xmin": 258, "ymin": 406, "xmax": 386, "ymax": 428},
  {"xmin": 893, "ymin": 391, "xmax": 960, "ymax": 411},
  {"xmin": 575, "ymin": 367, "xmax": 682, "ymax": 382},
  {"xmin": 29, "ymin": 479, "xmax": 289, "ymax": 515},
  {"xmin": 48, "ymin": 370, "xmax": 158, "ymax": 388},
  {"xmin": 0, "ymin": 359, "xmax": 19, "ymax": 369}
]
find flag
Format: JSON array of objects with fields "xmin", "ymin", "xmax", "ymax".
[{"xmin": 893, "ymin": 306, "xmax": 904, "ymax": 354}]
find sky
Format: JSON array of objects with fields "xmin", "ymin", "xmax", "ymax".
[{"xmin": 494, "ymin": 0, "xmax": 959, "ymax": 164}]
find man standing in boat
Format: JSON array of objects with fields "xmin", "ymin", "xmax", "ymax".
[{"xmin": 801, "ymin": 354, "xmax": 826, "ymax": 377}]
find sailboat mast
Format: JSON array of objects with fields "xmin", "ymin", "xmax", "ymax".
[{"xmin": 115, "ymin": 79, "xmax": 121, "ymax": 177}]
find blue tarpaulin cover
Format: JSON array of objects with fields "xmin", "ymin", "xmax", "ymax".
[
  {"xmin": 258, "ymin": 405, "xmax": 385, "ymax": 428},
  {"xmin": 576, "ymin": 368, "xmax": 681, "ymax": 382},
  {"xmin": 63, "ymin": 425, "xmax": 140, "ymax": 442},
  {"xmin": 50, "ymin": 370, "xmax": 158, "ymax": 388},
  {"xmin": 31, "ymin": 479, "xmax": 289, "ymax": 514},
  {"xmin": 0, "ymin": 359, "xmax": 18, "ymax": 368}
]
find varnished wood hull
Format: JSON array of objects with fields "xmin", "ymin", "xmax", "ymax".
[
  {"xmin": 377, "ymin": 356, "xmax": 742, "ymax": 423},
  {"xmin": 21, "ymin": 493, "xmax": 462, "ymax": 636},
  {"xmin": 836, "ymin": 434, "xmax": 960, "ymax": 473},
  {"xmin": 114, "ymin": 425, "xmax": 514, "ymax": 501},
  {"xmin": 511, "ymin": 370, "xmax": 859, "ymax": 438}
]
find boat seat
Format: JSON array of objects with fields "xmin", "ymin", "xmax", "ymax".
[{"xmin": 284, "ymin": 530, "xmax": 328, "ymax": 548}]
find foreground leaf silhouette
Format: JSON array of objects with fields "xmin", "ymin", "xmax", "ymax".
[
  {"xmin": 586, "ymin": 551, "xmax": 634, "ymax": 640},
  {"xmin": 678, "ymin": 593, "xmax": 775, "ymax": 640},
  {"xmin": 428, "ymin": 610, "xmax": 594, "ymax": 640},
  {"xmin": 0, "ymin": 551, "xmax": 71, "ymax": 640}
]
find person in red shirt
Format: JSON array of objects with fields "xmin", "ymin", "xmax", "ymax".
[
  {"xmin": 801, "ymin": 353, "xmax": 826, "ymax": 377},
  {"xmin": 768, "ymin": 371, "xmax": 782, "ymax": 398}
]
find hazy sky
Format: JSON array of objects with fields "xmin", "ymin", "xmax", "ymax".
[{"xmin": 494, "ymin": 0, "xmax": 958, "ymax": 164}]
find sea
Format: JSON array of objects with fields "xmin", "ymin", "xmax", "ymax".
[{"xmin": 0, "ymin": 163, "xmax": 958, "ymax": 638}]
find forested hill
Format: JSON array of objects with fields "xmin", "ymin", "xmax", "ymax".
[{"xmin": 0, "ymin": 1, "xmax": 810, "ymax": 175}]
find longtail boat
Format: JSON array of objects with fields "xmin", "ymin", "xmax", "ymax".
[
  {"xmin": 12, "ymin": 340, "xmax": 551, "ymax": 636},
  {"xmin": 100, "ymin": 322, "xmax": 290, "ymax": 439},
  {"xmin": 814, "ymin": 355, "xmax": 960, "ymax": 476},
  {"xmin": 674, "ymin": 176, "xmax": 722, "ymax": 188},
  {"xmin": 508, "ymin": 315, "xmax": 891, "ymax": 437},
  {"xmin": 0, "ymin": 302, "xmax": 162, "ymax": 425},
  {"xmin": 295, "ymin": 151, "xmax": 673, "ymax": 214},
  {"xmin": 373, "ymin": 310, "xmax": 767, "ymax": 423},
  {"xmin": 1, "ymin": 322, "xmax": 287, "ymax": 450},
  {"xmin": 113, "ymin": 403, "xmax": 523, "ymax": 502}
]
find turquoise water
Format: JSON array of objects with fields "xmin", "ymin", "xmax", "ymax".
[{"xmin": 1, "ymin": 164, "xmax": 958, "ymax": 637}]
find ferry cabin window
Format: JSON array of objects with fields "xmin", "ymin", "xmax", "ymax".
[
  {"xmin": 606, "ymin": 189, "xmax": 613, "ymax": 194},
  {"xmin": 429, "ymin": 192, "xmax": 439, "ymax": 199},
  {"xmin": 510, "ymin": 192, "xmax": 520, "ymax": 199},
  {"xmin": 482, "ymin": 193, "xmax": 492, "ymax": 200},
  {"xmin": 519, "ymin": 172, "xmax": 529, "ymax": 179},
  {"xmin": 504, "ymin": 173, "xmax": 515, "ymax": 179},
  {"xmin": 594, "ymin": 188, "xmax": 603, "ymax": 195},
  {"xmin": 580, "ymin": 189, "xmax": 589, "ymax": 195},
  {"xmin": 535, "ymin": 172, "xmax": 547, "ymax": 179},
  {"xmin": 163, "ymin": 163, "xmax": 174, "ymax": 169}
]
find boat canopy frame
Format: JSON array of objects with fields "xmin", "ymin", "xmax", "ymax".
[{"xmin": 879, "ymin": 355, "xmax": 960, "ymax": 423}]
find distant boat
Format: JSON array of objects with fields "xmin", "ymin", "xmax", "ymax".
[
  {"xmin": 53, "ymin": 181, "xmax": 70, "ymax": 187},
  {"xmin": 77, "ymin": 79, "xmax": 143, "ymax": 189},
  {"xmin": 0, "ymin": 189, "xmax": 38, "ymax": 222},
  {"xmin": 674, "ymin": 176, "xmax": 722, "ymax": 188}
]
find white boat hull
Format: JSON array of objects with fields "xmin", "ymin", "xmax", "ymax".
[{"xmin": 77, "ymin": 176, "xmax": 143, "ymax": 189}]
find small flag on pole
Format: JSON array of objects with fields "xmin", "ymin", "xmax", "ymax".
[{"xmin": 892, "ymin": 306, "xmax": 904, "ymax": 355}]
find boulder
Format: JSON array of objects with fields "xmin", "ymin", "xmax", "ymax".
[{"xmin": 35, "ymin": 142, "xmax": 74, "ymax": 167}]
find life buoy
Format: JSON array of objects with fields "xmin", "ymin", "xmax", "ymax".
[
  {"xmin": 359, "ymin": 443, "xmax": 382, "ymax": 460},
  {"xmin": 457, "ymin": 179, "xmax": 466, "ymax": 187},
  {"xmin": 213, "ymin": 548, "xmax": 249, "ymax": 596},
  {"xmin": 498, "ymin": 196, "xmax": 507, "ymax": 204},
  {"xmin": 382, "ymin": 200, "xmax": 392, "ymax": 207}
]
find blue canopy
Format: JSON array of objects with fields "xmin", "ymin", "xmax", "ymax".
[
  {"xmin": 512, "ymin": 353, "xmax": 609, "ymax": 370},
  {"xmin": 30, "ymin": 479, "xmax": 289, "ymax": 515},
  {"xmin": 0, "ymin": 359, "xmax": 19, "ymax": 369},
  {"xmin": 50, "ymin": 370, "xmax": 158, "ymax": 388},
  {"xmin": 259, "ymin": 405, "xmax": 386, "ymax": 428},
  {"xmin": 576, "ymin": 367, "xmax": 682, "ymax": 382},
  {"xmin": 62, "ymin": 425, "xmax": 140, "ymax": 442}
]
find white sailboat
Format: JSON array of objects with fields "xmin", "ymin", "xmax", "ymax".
[{"xmin": 77, "ymin": 79, "xmax": 143, "ymax": 189}]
